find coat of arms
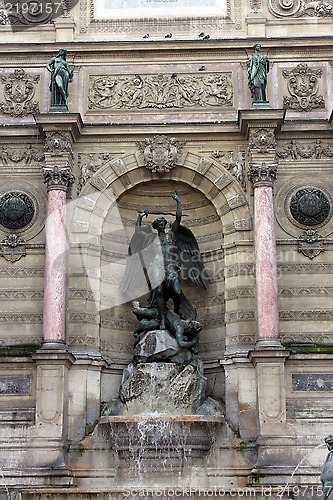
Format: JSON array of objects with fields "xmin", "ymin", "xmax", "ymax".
[
  {"xmin": 136, "ymin": 135, "xmax": 185, "ymax": 173},
  {"xmin": 0, "ymin": 68, "xmax": 40, "ymax": 117}
]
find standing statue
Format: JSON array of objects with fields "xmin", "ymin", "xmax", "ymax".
[
  {"xmin": 120, "ymin": 192, "xmax": 209, "ymax": 362},
  {"xmin": 321, "ymin": 435, "xmax": 333, "ymax": 499},
  {"xmin": 46, "ymin": 48, "xmax": 73, "ymax": 108},
  {"xmin": 247, "ymin": 43, "xmax": 270, "ymax": 103}
]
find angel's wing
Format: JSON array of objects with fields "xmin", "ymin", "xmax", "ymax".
[
  {"xmin": 171, "ymin": 223, "xmax": 210, "ymax": 289},
  {"xmin": 120, "ymin": 225, "xmax": 160, "ymax": 299}
]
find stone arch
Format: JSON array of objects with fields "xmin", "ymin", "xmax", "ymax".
[{"xmin": 68, "ymin": 152, "xmax": 253, "ymax": 360}]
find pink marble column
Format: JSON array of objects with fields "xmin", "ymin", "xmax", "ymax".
[
  {"xmin": 249, "ymin": 162, "xmax": 281, "ymax": 348},
  {"xmin": 42, "ymin": 166, "xmax": 74, "ymax": 347}
]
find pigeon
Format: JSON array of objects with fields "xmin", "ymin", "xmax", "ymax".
[
  {"xmin": 199, "ymin": 66, "xmax": 206, "ymax": 71},
  {"xmin": 171, "ymin": 73, "xmax": 177, "ymax": 78},
  {"xmin": 165, "ymin": 33, "xmax": 172, "ymax": 38},
  {"xmin": 202, "ymin": 34, "xmax": 210, "ymax": 40},
  {"xmin": 143, "ymin": 34, "xmax": 149, "ymax": 39},
  {"xmin": 198, "ymin": 32, "xmax": 205, "ymax": 37}
]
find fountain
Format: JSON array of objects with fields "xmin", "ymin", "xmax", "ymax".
[{"xmin": 71, "ymin": 192, "xmax": 225, "ymax": 490}]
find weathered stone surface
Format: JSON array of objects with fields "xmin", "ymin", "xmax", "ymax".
[
  {"xmin": 133, "ymin": 329, "xmax": 193, "ymax": 364},
  {"xmin": 118, "ymin": 360, "xmax": 207, "ymax": 416}
]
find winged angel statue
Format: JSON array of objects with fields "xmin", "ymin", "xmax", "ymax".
[{"xmin": 120, "ymin": 192, "xmax": 209, "ymax": 360}]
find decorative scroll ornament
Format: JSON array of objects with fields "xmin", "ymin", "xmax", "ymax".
[
  {"xmin": 0, "ymin": 192, "xmax": 35, "ymax": 230},
  {"xmin": 249, "ymin": 128, "xmax": 276, "ymax": 152},
  {"xmin": 248, "ymin": 162, "xmax": 277, "ymax": 186},
  {"xmin": 290, "ymin": 188, "xmax": 330, "ymax": 226},
  {"xmin": 269, "ymin": 0, "xmax": 333, "ymax": 17},
  {"xmin": 0, "ymin": 69, "xmax": 40, "ymax": 117},
  {"xmin": 0, "ymin": 144, "xmax": 44, "ymax": 165},
  {"xmin": 136, "ymin": 136, "xmax": 185, "ymax": 173},
  {"xmin": 250, "ymin": 0, "xmax": 262, "ymax": 13},
  {"xmin": 277, "ymin": 139, "xmax": 333, "ymax": 160},
  {"xmin": 0, "ymin": 234, "xmax": 26, "ymax": 263},
  {"xmin": 283, "ymin": 64, "xmax": 325, "ymax": 112},
  {"xmin": 298, "ymin": 229, "xmax": 324, "ymax": 259},
  {"xmin": 88, "ymin": 73, "xmax": 233, "ymax": 110},
  {"xmin": 44, "ymin": 132, "xmax": 73, "ymax": 156},
  {"xmin": 43, "ymin": 165, "xmax": 75, "ymax": 191},
  {"xmin": 212, "ymin": 151, "xmax": 246, "ymax": 191}
]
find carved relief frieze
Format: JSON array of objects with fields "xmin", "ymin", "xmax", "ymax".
[
  {"xmin": 0, "ymin": 144, "xmax": 44, "ymax": 166},
  {"xmin": 136, "ymin": 136, "xmax": 185, "ymax": 174},
  {"xmin": 88, "ymin": 73, "xmax": 234, "ymax": 111},
  {"xmin": 269, "ymin": 0, "xmax": 333, "ymax": 17},
  {"xmin": 277, "ymin": 139, "xmax": 333, "ymax": 159},
  {"xmin": 0, "ymin": 69, "xmax": 40, "ymax": 117},
  {"xmin": 212, "ymin": 151, "xmax": 246, "ymax": 191},
  {"xmin": 282, "ymin": 64, "xmax": 325, "ymax": 112}
]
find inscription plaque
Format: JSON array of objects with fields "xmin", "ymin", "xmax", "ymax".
[
  {"xmin": 292, "ymin": 373, "xmax": 333, "ymax": 392},
  {"xmin": 0, "ymin": 375, "xmax": 31, "ymax": 395},
  {"xmin": 95, "ymin": 0, "xmax": 227, "ymax": 18}
]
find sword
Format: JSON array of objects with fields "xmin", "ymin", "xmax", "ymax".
[{"xmin": 137, "ymin": 210, "xmax": 188, "ymax": 216}]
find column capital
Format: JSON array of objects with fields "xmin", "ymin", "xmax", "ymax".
[
  {"xmin": 43, "ymin": 165, "xmax": 75, "ymax": 192},
  {"xmin": 248, "ymin": 161, "xmax": 277, "ymax": 187}
]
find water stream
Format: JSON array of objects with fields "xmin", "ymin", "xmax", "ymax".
[{"xmin": 277, "ymin": 443, "xmax": 326, "ymax": 499}]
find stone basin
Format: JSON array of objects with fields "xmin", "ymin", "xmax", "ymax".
[{"xmin": 99, "ymin": 415, "xmax": 225, "ymax": 460}]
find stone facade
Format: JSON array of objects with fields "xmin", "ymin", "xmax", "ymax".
[{"xmin": 0, "ymin": 0, "xmax": 333, "ymax": 498}]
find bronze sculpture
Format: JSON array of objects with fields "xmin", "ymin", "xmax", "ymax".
[
  {"xmin": 46, "ymin": 48, "xmax": 73, "ymax": 108},
  {"xmin": 121, "ymin": 192, "xmax": 209, "ymax": 361},
  {"xmin": 247, "ymin": 43, "xmax": 269, "ymax": 103},
  {"xmin": 321, "ymin": 435, "xmax": 333, "ymax": 499}
]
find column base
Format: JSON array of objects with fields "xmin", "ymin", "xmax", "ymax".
[
  {"xmin": 255, "ymin": 338, "xmax": 283, "ymax": 350},
  {"xmin": 40, "ymin": 340, "xmax": 67, "ymax": 351}
]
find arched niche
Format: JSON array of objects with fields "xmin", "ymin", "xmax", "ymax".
[{"xmin": 68, "ymin": 152, "xmax": 252, "ymax": 369}]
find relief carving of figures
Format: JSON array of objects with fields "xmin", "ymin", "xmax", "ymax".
[
  {"xmin": 0, "ymin": 144, "xmax": 44, "ymax": 165},
  {"xmin": 283, "ymin": 64, "xmax": 325, "ymax": 112},
  {"xmin": 88, "ymin": 73, "xmax": 233, "ymax": 110},
  {"xmin": 0, "ymin": 69, "xmax": 40, "ymax": 117},
  {"xmin": 269, "ymin": 0, "xmax": 333, "ymax": 17},
  {"xmin": 213, "ymin": 150, "xmax": 246, "ymax": 191},
  {"xmin": 77, "ymin": 153, "xmax": 110, "ymax": 193},
  {"xmin": 277, "ymin": 139, "xmax": 333, "ymax": 159},
  {"xmin": 137, "ymin": 136, "xmax": 185, "ymax": 174}
]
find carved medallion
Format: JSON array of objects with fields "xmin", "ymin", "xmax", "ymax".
[
  {"xmin": 283, "ymin": 64, "xmax": 325, "ymax": 112},
  {"xmin": 249, "ymin": 128, "xmax": 276, "ymax": 152},
  {"xmin": 298, "ymin": 229, "xmax": 324, "ymax": 260},
  {"xmin": 269, "ymin": 0, "xmax": 333, "ymax": 17},
  {"xmin": 44, "ymin": 132, "xmax": 73, "ymax": 156},
  {"xmin": 290, "ymin": 188, "xmax": 330, "ymax": 226},
  {"xmin": 0, "ymin": 234, "xmax": 26, "ymax": 263},
  {"xmin": 0, "ymin": 69, "xmax": 40, "ymax": 117},
  {"xmin": 0, "ymin": 191, "xmax": 35, "ymax": 230},
  {"xmin": 137, "ymin": 136, "xmax": 185, "ymax": 173}
]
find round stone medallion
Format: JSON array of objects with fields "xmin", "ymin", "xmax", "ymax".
[
  {"xmin": 0, "ymin": 191, "xmax": 35, "ymax": 230},
  {"xmin": 290, "ymin": 188, "xmax": 330, "ymax": 226}
]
